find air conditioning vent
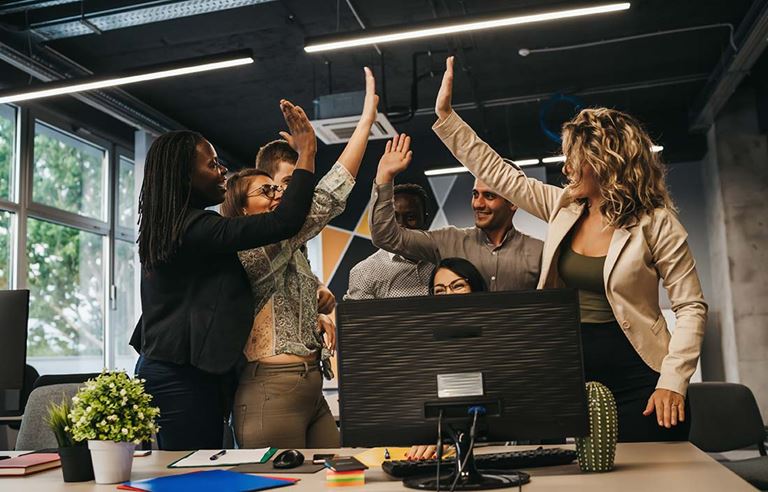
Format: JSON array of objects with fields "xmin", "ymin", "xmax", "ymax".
[{"xmin": 311, "ymin": 112, "xmax": 397, "ymax": 145}]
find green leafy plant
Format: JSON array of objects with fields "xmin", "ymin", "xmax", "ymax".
[
  {"xmin": 45, "ymin": 399, "xmax": 76, "ymax": 447},
  {"xmin": 68, "ymin": 371, "xmax": 160, "ymax": 444}
]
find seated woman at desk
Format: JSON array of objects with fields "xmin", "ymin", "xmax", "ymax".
[
  {"xmin": 407, "ymin": 257, "xmax": 486, "ymax": 460},
  {"xmin": 430, "ymin": 257, "xmax": 488, "ymax": 296},
  {"xmin": 220, "ymin": 68, "xmax": 379, "ymax": 449}
]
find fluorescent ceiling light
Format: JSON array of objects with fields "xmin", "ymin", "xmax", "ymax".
[
  {"xmin": 0, "ymin": 51, "xmax": 254, "ymax": 104},
  {"xmin": 305, "ymin": 3, "xmax": 630, "ymax": 53},
  {"xmin": 651, "ymin": 145, "xmax": 664, "ymax": 152},
  {"xmin": 542, "ymin": 155, "xmax": 567, "ymax": 163},
  {"xmin": 424, "ymin": 167, "xmax": 470, "ymax": 177},
  {"xmin": 512, "ymin": 158, "xmax": 540, "ymax": 166}
]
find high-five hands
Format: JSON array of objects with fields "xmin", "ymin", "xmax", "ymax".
[
  {"xmin": 435, "ymin": 56, "xmax": 455, "ymax": 120},
  {"xmin": 361, "ymin": 66, "xmax": 380, "ymax": 125},
  {"xmin": 279, "ymin": 99, "xmax": 316, "ymax": 157},
  {"xmin": 375, "ymin": 133, "xmax": 413, "ymax": 185}
]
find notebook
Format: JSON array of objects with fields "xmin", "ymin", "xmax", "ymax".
[
  {"xmin": 0, "ymin": 453, "xmax": 61, "ymax": 476},
  {"xmin": 118, "ymin": 469, "xmax": 297, "ymax": 492},
  {"xmin": 168, "ymin": 448, "xmax": 277, "ymax": 468}
]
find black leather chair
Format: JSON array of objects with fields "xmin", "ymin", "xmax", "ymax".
[{"xmin": 689, "ymin": 382, "xmax": 768, "ymax": 490}]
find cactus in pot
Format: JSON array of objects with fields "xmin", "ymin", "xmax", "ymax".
[{"xmin": 576, "ymin": 381, "xmax": 618, "ymax": 472}]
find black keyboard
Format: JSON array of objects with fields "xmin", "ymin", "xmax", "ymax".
[{"xmin": 382, "ymin": 447, "xmax": 577, "ymax": 478}]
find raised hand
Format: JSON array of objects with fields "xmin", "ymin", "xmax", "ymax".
[
  {"xmin": 375, "ymin": 133, "xmax": 413, "ymax": 184},
  {"xmin": 279, "ymin": 99, "xmax": 317, "ymax": 157},
  {"xmin": 435, "ymin": 56, "xmax": 454, "ymax": 120},
  {"xmin": 360, "ymin": 66, "xmax": 380, "ymax": 125}
]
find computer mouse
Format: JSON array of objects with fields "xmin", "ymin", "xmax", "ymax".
[{"xmin": 272, "ymin": 449, "xmax": 305, "ymax": 469}]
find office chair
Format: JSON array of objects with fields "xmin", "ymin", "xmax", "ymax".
[
  {"xmin": 15, "ymin": 383, "xmax": 84, "ymax": 450},
  {"xmin": 689, "ymin": 382, "xmax": 768, "ymax": 490}
]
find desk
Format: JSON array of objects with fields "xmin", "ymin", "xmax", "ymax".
[{"xmin": 0, "ymin": 443, "xmax": 756, "ymax": 491}]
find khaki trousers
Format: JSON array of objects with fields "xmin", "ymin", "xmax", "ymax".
[{"xmin": 233, "ymin": 360, "xmax": 340, "ymax": 449}]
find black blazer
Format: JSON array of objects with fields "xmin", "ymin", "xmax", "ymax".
[{"xmin": 130, "ymin": 169, "xmax": 315, "ymax": 374}]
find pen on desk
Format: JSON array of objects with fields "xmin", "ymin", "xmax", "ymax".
[
  {"xmin": 384, "ymin": 448, "xmax": 390, "ymax": 460},
  {"xmin": 209, "ymin": 449, "xmax": 227, "ymax": 461}
]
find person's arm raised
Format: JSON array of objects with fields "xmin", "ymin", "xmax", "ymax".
[
  {"xmin": 279, "ymin": 99, "xmax": 316, "ymax": 175},
  {"xmin": 433, "ymin": 56, "xmax": 563, "ymax": 222},
  {"xmin": 369, "ymin": 134, "xmax": 440, "ymax": 264},
  {"xmin": 184, "ymin": 102, "xmax": 315, "ymax": 254},
  {"xmin": 335, "ymin": 66, "xmax": 379, "ymax": 178}
]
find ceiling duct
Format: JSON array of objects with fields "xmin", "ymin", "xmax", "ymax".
[
  {"xmin": 310, "ymin": 90, "xmax": 397, "ymax": 145},
  {"xmin": 30, "ymin": 0, "xmax": 276, "ymax": 40},
  {"xmin": 0, "ymin": 1, "xmax": 79, "ymax": 15}
]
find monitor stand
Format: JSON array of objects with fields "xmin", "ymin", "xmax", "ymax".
[{"xmin": 403, "ymin": 425, "xmax": 530, "ymax": 490}]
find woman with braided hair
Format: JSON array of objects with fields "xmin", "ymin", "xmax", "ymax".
[{"xmin": 131, "ymin": 101, "xmax": 315, "ymax": 450}]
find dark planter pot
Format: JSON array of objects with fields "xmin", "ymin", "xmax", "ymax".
[{"xmin": 58, "ymin": 445, "xmax": 94, "ymax": 482}]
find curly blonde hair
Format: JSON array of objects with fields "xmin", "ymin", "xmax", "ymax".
[{"xmin": 561, "ymin": 108, "xmax": 675, "ymax": 228}]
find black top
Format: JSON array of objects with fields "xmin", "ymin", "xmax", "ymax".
[{"xmin": 130, "ymin": 169, "xmax": 315, "ymax": 374}]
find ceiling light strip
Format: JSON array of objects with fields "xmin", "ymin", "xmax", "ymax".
[
  {"xmin": 305, "ymin": 3, "xmax": 630, "ymax": 53},
  {"xmin": 0, "ymin": 55, "xmax": 253, "ymax": 104}
]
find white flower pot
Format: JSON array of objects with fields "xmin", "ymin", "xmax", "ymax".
[{"xmin": 88, "ymin": 440, "xmax": 135, "ymax": 484}]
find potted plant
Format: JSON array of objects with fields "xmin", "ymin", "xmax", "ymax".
[
  {"xmin": 45, "ymin": 399, "xmax": 94, "ymax": 482},
  {"xmin": 68, "ymin": 371, "xmax": 160, "ymax": 484}
]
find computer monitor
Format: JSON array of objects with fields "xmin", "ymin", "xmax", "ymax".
[
  {"xmin": 0, "ymin": 289, "xmax": 30, "ymax": 415},
  {"xmin": 336, "ymin": 289, "xmax": 588, "ymax": 490}
]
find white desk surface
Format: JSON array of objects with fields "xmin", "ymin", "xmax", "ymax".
[{"xmin": 0, "ymin": 443, "xmax": 757, "ymax": 491}]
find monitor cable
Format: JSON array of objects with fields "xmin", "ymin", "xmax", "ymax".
[
  {"xmin": 449, "ymin": 408, "xmax": 481, "ymax": 492},
  {"xmin": 435, "ymin": 409, "xmax": 444, "ymax": 492}
]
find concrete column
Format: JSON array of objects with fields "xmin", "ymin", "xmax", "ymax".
[{"xmin": 703, "ymin": 85, "xmax": 768, "ymax": 420}]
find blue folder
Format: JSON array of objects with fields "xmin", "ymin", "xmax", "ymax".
[{"xmin": 119, "ymin": 469, "xmax": 297, "ymax": 491}]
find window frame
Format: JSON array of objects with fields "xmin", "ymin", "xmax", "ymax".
[{"xmin": 1, "ymin": 102, "xmax": 140, "ymax": 374}]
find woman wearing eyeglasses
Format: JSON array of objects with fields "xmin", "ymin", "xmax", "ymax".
[
  {"xmin": 430, "ymin": 257, "xmax": 488, "ymax": 296},
  {"xmin": 131, "ymin": 101, "xmax": 316, "ymax": 450},
  {"xmin": 220, "ymin": 67, "xmax": 379, "ymax": 449}
]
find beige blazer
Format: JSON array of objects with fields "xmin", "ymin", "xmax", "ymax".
[{"xmin": 433, "ymin": 111, "xmax": 707, "ymax": 396}]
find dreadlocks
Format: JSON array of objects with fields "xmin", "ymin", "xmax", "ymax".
[{"xmin": 138, "ymin": 130, "xmax": 204, "ymax": 271}]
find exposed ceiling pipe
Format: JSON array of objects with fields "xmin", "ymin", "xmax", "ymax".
[
  {"xmin": 689, "ymin": 0, "xmax": 768, "ymax": 131},
  {"xmin": 27, "ymin": 0, "xmax": 277, "ymax": 41},
  {"xmin": 0, "ymin": 0, "xmax": 79, "ymax": 15},
  {"xmin": 407, "ymin": 72, "xmax": 710, "ymax": 117}
]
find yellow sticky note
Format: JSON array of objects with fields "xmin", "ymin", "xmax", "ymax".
[{"xmin": 353, "ymin": 448, "xmax": 410, "ymax": 467}]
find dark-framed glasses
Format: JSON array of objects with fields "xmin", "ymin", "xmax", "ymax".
[
  {"xmin": 432, "ymin": 278, "xmax": 471, "ymax": 295},
  {"xmin": 247, "ymin": 184, "xmax": 283, "ymax": 199}
]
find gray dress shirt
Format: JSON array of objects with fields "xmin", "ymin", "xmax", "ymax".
[
  {"xmin": 369, "ymin": 182, "xmax": 543, "ymax": 292},
  {"xmin": 344, "ymin": 249, "xmax": 435, "ymax": 300}
]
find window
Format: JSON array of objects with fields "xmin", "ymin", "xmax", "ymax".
[
  {"xmin": 0, "ymin": 211, "xmax": 12, "ymax": 290},
  {"xmin": 26, "ymin": 218, "xmax": 105, "ymax": 374},
  {"xmin": 113, "ymin": 239, "xmax": 137, "ymax": 371},
  {"xmin": 32, "ymin": 122, "xmax": 107, "ymax": 221},
  {"xmin": 3, "ymin": 108, "xmax": 140, "ymax": 376},
  {"xmin": 0, "ymin": 105, "xmax": 16, "ymax": 201},
  {"xmin": 117, "ymin": 156, "xmax": 135, "ymax": 230}
]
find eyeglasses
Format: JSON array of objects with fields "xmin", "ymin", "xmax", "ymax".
[
  {"xmin": 247, "ymin": 184, "xmax": 283, "ymax": 199},
  {"xmin": 432, "ymin": 278, "xmax": 471, "ymax": 295}
]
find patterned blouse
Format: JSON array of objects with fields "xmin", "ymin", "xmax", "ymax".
[{"xmin": 238, "ymin": 163, "xmax": 354, "ymax": 362}]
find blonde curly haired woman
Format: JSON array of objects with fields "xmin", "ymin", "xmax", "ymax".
[{"xmin": 432, "ymin": 57, "xmax": 706, "ymax": 442}]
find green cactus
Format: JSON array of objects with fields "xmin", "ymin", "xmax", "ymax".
[{"xmin": 576, "ymin": 381, "xmax": 618, "ymax": 472}]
